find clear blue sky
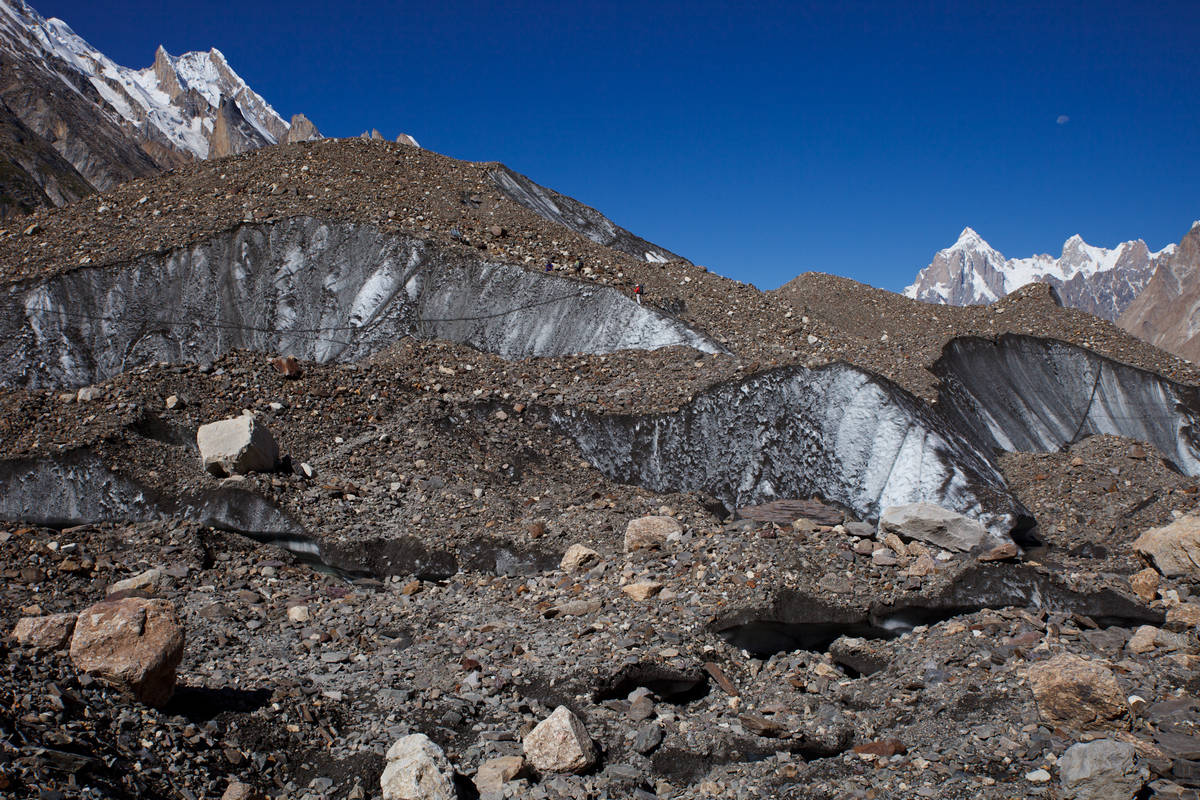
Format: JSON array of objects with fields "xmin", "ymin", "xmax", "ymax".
[{"xmin": 35, "ymin": 0, "xmax": 1200, "ymax": 290}]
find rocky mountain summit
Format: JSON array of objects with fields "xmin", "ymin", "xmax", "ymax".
[
  {"xmin": 3, "ymin": 137, "xmax": 1200, "ymax": 800},
  {"xmin": 0, "ymin": 0, "xmax": 320, "ymax": 217},
  {"xmin": 1118, "ymin": 222, "xmax": 1200, "ymax": 363}
]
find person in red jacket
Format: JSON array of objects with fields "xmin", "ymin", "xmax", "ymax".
[{"xmin": 633, "ymin": 284, "xmax": 643, "ymax": 305}]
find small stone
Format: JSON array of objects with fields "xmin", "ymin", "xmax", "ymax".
[
  {"xmin": 633, "ymin": 722, "xmax": 663, "ymax": 754},
  {"xmin": 221, "ymin": 781, "xmax": 261, "ymax": 800},
  {"xmin": 1165, "ymin": 603, "xmax": 1200, "ymax": 632},
  {"xmin": 843, "ymin": 521, "xmax": 874, "ymax": 538},
  {"xmin": 11, "ymin": 613, "xmax": 76, "ymax": 651},
  {"xmin": 624, "ymin": 516, "xmax": 681, "ymax": 552},
  {"xmin": 1026, "ymin": 769, "xmax": 1052, "ymax": 783},
  {"xmin": 621, "ymin": 581, "xmax": 663, "ymax": 601},
  {"xmin": 380, "ymin": 734, "xmax": 455, "ymax": 800},
  {"xmin": 69, "ymin": 597, "xmax": 185, "ymax": 707},
  {"xmin": 474, "ymin": 756, "xmax": 523, "ymax": 794},
  {"xmin": 978, "ymin": 541, "xmax": 1021, "ymax": 561},
  {"xmin": 560, "ymin": 544, "xmax": 600, "ymax": 573},
  {"xmin": 287, "ymin": 605, "xmax": 311, "ymax": 623},
  {"xmin": 852, "ymin": 739, "xmax": 907, "ymax": 757},
  {"xmin": 1058, "ymin": 738, "xmax": 1147, "ymax": 800},
  {"xmin": 1129, "ymin": 568, "xmax": 1160, "ymax": 602},
  {"xmin": 905, "ymin": 554, "xmax": 937, "ymax": 577},
  {"xmin": 1027, "ymin": 654, "xmax": 1127, "ymax": 729},
  {"xmin": 522, "ymin": 706, "xmax": 597, "ymax": 774},
  {"xmin": 107, "ymin": 568, "xmax": 169, "ymax": 596},
  {"xmin": 1126, "ymin": 625, "xmax": 1159, "ymax": 654},
  {"xmin": 165, "ymin": 394, "xmax": 186, "ymax": 410},
  {"xmin": 871, "ymin": 549, "xmax": 899, "ymax": 567},
  {"xmin": 76, "ymin": 386, "xmax": 100, "ymax": 402},
  {"xmin": 270, "ymin": 355, "xmax": 303, "ymax": 379}
]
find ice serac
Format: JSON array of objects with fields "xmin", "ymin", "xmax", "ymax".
[
  {"xmin": 935, "ymin": 334, "xmax": 1200, "ymax": 475},
  {"xmin": 905, "ymin": 227, "xmax": 1163, "ymax": 321},
  {"xmin": 0, "ymin": 217, "xmax": 724, "ymax": 389},
  {"xmin": 549, "ymin": 363, "xmax": 1031, "ymax": 539},
  {"xmin": 488, "ymin": 165, "xmax": 680, "ymax": 263}
]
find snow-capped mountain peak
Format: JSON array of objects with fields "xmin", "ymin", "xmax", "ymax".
[
  {"xmin": 905, "ymin": 227, "xmax": 1165, "ymax": 321},
  {"xmin": 951, "ymin": 226, "xmax": 990, "ymax": 250},
  {"xmin": 0, "ymin": 0, "xmax": 318, "ymax": 167}
]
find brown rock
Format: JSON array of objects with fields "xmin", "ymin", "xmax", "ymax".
[
  {"xmin": 221, "ymin": 781, "xmax": 261, "ymax": 800},
  {"xmin": 1130, "ymin": 567, "xmax": 1160, "ymax": 602},
  {"xmin": 853, "ymin": 738, "xmax": 907, "ymax": 757},
  {"xmin": 69, "ymin": 597, "xmax": 185, "ymax": 707},
  {"xmin": 270, "ymin": 355, "xmax": 303, "ymax": 378},
  {"xmin": 474, "ymin": 756, "xmax": 524, "ymax": 794},
  {"xmin": 621, "ymin": 581, "xmax": 663, "ymax": 601},
  {"xmin": 624, "ymin": 516, "xmax": 681, "ymax": 552},
  {"xmin": 1126, "ymin": 625, "xmax": 1159, "ymax": 654},
  {"xmin": 739, "ymin": 713, "xmax": 785, "ymax": 738},
  {"xmin": 1165, "ymin": 603, "xmax": 1200, "ymax": 632},
  {"xmin": 1133, "ymin": 515, "xmax": 1200, "ymax": 577},
  {"xmin": 1027, "ymin": 654, "xmax": 1127, "ymax": 729},
  {"xmin": 11, "ymin": 613, "xmax": 76, "ymax": 651},
  {"xmin": 977, "ymin": 540, "xmax": 1020, "ymax": 561},
  {"xmin": 560, "ymin": 543, "xmax": 600, "ymax": 572}
]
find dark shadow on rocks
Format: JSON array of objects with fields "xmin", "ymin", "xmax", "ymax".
[
  {"xmin": 164, "ymin": 686, "xmax": 272, "ymax": 722},
  {"xmin": 320, "ymin": 535, "xmax": 458, "ymax": 580},
  {"xmin": 712, "ymin": 563, "xmax": 1163, "ymax": 658},
  {"xmin": 593, "ymin": 663, "xmax": 711, "ymax": 705}
]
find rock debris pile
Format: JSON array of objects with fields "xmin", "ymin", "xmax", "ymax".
[{"xmin": 1, "ymin": 137, "xmax": 1199, "ymax": 799}]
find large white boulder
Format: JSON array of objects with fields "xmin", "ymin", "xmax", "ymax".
[
  {"xmin": 380, "ymin": 734, "xmax": 455, "ymax": 800},
  {"xmin": 196, "ymin": 413, "xmax": 279, "ymax": 477},
  {"xmin": 522, "ymin": 706, "xmax": 596, "ymax": 773},
  {"xmin": 878, "ymin": 503, "xmax": 993, "ymax": 552},
  {"xmin": 1133, "ymin": 514, "xmax": 1200, "ymax": 577}
]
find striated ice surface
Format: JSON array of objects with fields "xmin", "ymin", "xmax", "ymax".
[{"xmin": 0, "ymin": 217, "xmax": 724, "ymax": 389}]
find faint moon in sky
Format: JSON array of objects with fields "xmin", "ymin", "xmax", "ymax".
[{"xmin": 1056, "ymin": 115, "xmax": 1070, "ymax": 125}]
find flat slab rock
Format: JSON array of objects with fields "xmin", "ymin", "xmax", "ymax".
[{"xmin": 734, "ymin": 499, "xmax": 844, "ymax": 526}]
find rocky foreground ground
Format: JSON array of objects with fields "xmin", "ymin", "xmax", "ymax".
[{"xmin": 2, "ymin": 138, "xmax": 1200, "ymax": 799}]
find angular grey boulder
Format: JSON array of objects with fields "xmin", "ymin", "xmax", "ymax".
[
  {"xmin": 196, "ymin": 414, "xmax": 279, "ymax": 477},
  {"xmin": 1058, "ymin": 739, "xmax": 1146, "ymax": 800},
  {"xmin": 878, "ymin": 502, "xmax": 1001, "ymax": 552}
]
